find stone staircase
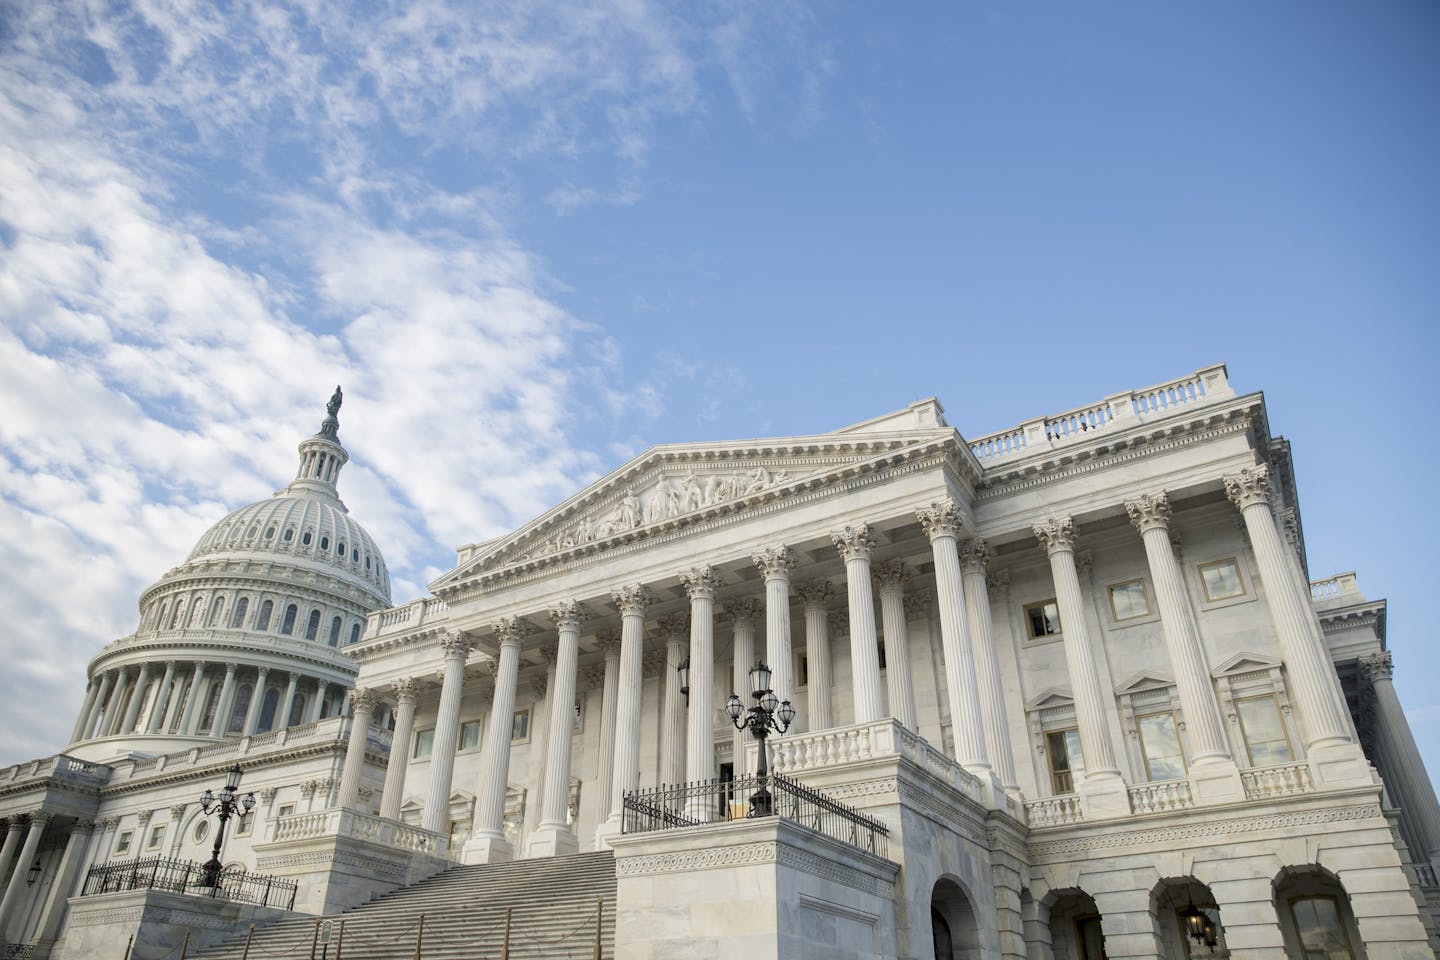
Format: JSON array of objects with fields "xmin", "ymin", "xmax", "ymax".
[{"xmin": 194, "ymin": 851, "xmax": 616, "ymax": 959}]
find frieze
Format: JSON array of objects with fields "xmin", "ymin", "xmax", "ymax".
[
  {"xmin": 615, "ymin": 841, "xmax": 777, "ymax": 877},
  {"xmin": 776, "ymin": 846, "xmax": 896, "ymax": 899}
]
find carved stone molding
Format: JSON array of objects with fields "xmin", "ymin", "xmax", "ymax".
[
  {"xmin": 776, "ymin": 846, "xmax": 895, "ymax": 899},
  {"xmin": 394, "ymin": 677, "xmax": 419, "ymax": 705},
  {"xmin": 657, "ymin": 613, "xmax": 689, "ymax": 641},
  {"xmin": 549, "ymin": 600, "xmax": 586, "ymax": 630},
  {"xmin": 611, "ymin": 584, "xmax": 649, "ymax": 617},
  {"xmin": 828, "ymin": 609, "xmax": 850, "ymax": 636},
  {"xmin": 722, "ymin": 597, "xmax": 763, "ymax": 625},
  {"xmin": 1360, "ymin": 652, "xmax": 1394, "ymax": 684},
  {"xmin": 73, "ymin": 819, "xmax": 96, "ymax": 835},
  {"xmin": 680, "ymin": 564, "xmax": 724, "ymax": 599},
  {"xmin": 168, "ymin": 804, "xmax": 186, "ymax": 819},
  {"xmin": 872, "ymin": 559, "xmax": 908, "ymax": 592},
  {"xmin": 753, "ymin": 545, "xmax": 796, "ymax": 581},
  {"xmin": 615, "ymin": 842, "xmax": 777, "ymax": 877},
  {"xmin": 259, "ymin": 786, "xmax": 278, "ymax": 804},
  {"xmin": 986, "ymin": 570, "xmax": 1011, "ymax": 599},
  {"xmin": 796, "ymin": 579, "xmax": 834, "ymax": 609},
  {"xmin": 902, "ymin": 588, "xmax": 932, "ymax": 621},
  {"xmin": 493, "ymin": 616, "xmax": 526, "ymax": 647},
  {"xmin": 439, "ymin": 631, "xmax": 476, "ymax": 661},
  {"xmin": 832, "ymin": 523, "xmax": 876, "ymax": 562},
  {"xmin": 594, "ymin": 629, "xmax": 622, "ymax": 654},
  {"xmin": 1125, "ymin": 492, "xmax": 1172, "ymax": 534},
  {"xmin": 1032, "ymin": 516, "xmax": 1077, "ymax": 555},
  {"xmin": 958, "ymin": 537, "xmax": 990, "ymax": 574},
  {"xmin": 135, "ymin": 810, "xmax": 152, "ymax": 826},
  {"xmin": 916, "ymin": 497, "xmax": 963, "ymax": 541},
  {"xmin": 349, "ymin": 688, "xmax": 380, "ymax": 712},
  {"xmin": 1224, "ymin": 465, "xmax": 1272, "ymax": 511}
]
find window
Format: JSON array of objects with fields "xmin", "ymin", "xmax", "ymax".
[
  {"xmin": 277, "ymin": 803, "xmax": 295, "ymax": 818},
  {"xmin": 1108, "ymin": 579, "xmax": 1151, "ymax": 621},
  {"xmin": 256, "ymin": 600, "xmax": 273, "ymax": 631},
  {"xmin": 304, "ymin": 610, "xmax": 321, "ymax": 641},
  {"xmin": 1237, "ymin": 695, "xmax": 1293, "ymax": 766},
  {"xmin": 148, "ymin": 825, "xmax": 165, "ymax": 849},
  {"xmin": 207, "ymin": 596, "xmax": 226, "ymax": 627},
  {"xmin": 348, "ymin": 624, "xmax": 361, "ymax": 646},
  {"xmin": 1289, "ymin": 897, "xmax": 1356, "ymax": 960},
  {"xmin": 115, "ymin": 830, "xmax": 133, "ymax": 855},
  {"xmin": 1046, "ymin": 728, "xmax": 1084, "ymax": 794},
  {"xmin": 413, "ymin": 728, "xmax": 435, "ymax": 759},
  {"xmin": 258, "ymin": 688, "xmax": 280, "ymax": 733},
  {"xmin": 1199, "ymin": 558, "xmax": 1245, "ymax": 602},
  {"xmin": 234, "ymin": 815, "xmax": 253, "ymax": 838},
  {"xmin": 283, "ymin": 527, "xmax": 294, "ymax": 542},
  {"xmin": 795, "ymin": 653, "xmax": 809, "ymax": 688},
  {"xmin": 264, "ymin": 525, "xmax": 275, "ymax": 539},
  {"xmin": 230, "ymin": 597, "xmax": 249, "ymax": 628},
  {"xmin": 328, "ymin": 616, "xmax": 342, "ymax": 647},
  {"xmin": 228, "ymin": 683, "xmax": 253, "ymax": 734},
  {"xmin": 511, "ymin": 709, "xmax": 531, "ymax": 743},
  {"xmin": 1137, "ymin": 713, "xmax": 1186, "ymax": 781},
  {"xmin": 1026, "ymin": 600, "xmax": 1062, "ymax": 639},
  {"xmin": 459, "ymin": 720, "xmax": 482, "ymax": 752},
  {"xmin": 320, "ymin": 536, "xmax": 330, "ymax": 551},
  {"xmin": 192, "ymin": 820, "xmax": 210, "ymax": 843},
  {"xmin": 280, "ymin": 604, "xmax": 298, "ymax": 635},
  {"xmin": 288, "ymin": 693, "xmax": 307, "ymax": 727},
  {"xmin": 337, "ymin": 541, "xmax": 346, "ymax": 556},
  {"xmin": 170, "ymin": 602, "xmax": 184, "ymax": 630},
  {"xmin": 302, "ymin": 531, "xmax": 313, "ymax": 546}
]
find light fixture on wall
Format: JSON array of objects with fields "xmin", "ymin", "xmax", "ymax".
[
  {"xmin": 678, "ymin": 656, "xmax": 690, "ymax": 701},
  {"xmin": 25, "ymin": 857, "xmax": 42, "ymax": 886},
  {"xmin": 1179, "ymin": 891, "xmax": 1208, "ymax": 945}
]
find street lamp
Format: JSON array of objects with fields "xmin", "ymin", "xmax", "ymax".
[
  {"xmin": 724, "ymin": 661, "xmax": 795, "ymax": 817},
  {"xmin": 197, "ymin": 764, "xmax": 256, "ymax": 888},
  {"xmin": 25, "ymin": 857, "xmax": 41, "ymax": 886}
]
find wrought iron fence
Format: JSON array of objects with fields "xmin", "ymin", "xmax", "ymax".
[
  {"xmin": 3, "ymin": 943, "xmax": 35, "ymax": 959},
  {"xmin": 80, "ymin": 856, "xmax": 297, "ymax": 910},
  {"xmin": 622, "ymin": 772, "xmax": 888, "ymax": 857}
]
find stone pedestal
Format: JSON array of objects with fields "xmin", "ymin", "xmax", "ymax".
[
  {"xmin": 1076, "ymin": 773, "xmax": 1131, "ymax": 820},
  {"xmin": 526, "ymin": 826, "xmax": 579, "ymax": 859},
  {"xmin": 59, "ymin": 889, "xmax": 297, "ymax": 960},
  {"xmin": 1189, "ymin": 757, "xmax": 1247, "ymax": 803},
  {"xmin": 460, "ymin": 833, "xmax": 513, "ymax": 865}
]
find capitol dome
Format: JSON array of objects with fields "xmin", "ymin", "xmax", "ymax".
[{"xmin": 67, "ymin": 387, "xmax": 393, "ymax": 761}]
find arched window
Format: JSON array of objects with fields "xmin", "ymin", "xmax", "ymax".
[
  {"xmin": 302, "ymin": 531, "xmax": 313, "ymax": 546},
  {"xmin": 280, "ymin": 604, "xmax": 298, "ymax": 635},
  {"xmin": 190, "ymin": 601, "xmax": 206, "ymax": 627},
  {"xmin": 170, "ymin": 602, "xmax": 184, "ymax": 630},
  {"xmin": 327, "ymin": 616, "xmax": 342, "ymax": 646},
  {"xmin": 207, "ymin": 596, "xmax": 225, "ymax": 627},
  {"xmin": 230, "ymin": 597, "xmax": 249, "ymax": 628},
  {"xmin": 304, "ymin": 610, "xmax": 321, "ymax": 641},
  {"xmin": 256, "ymin": 600, "xmax": 273, "ymax": 631},
  {"xmin": 283, "ymin": 527, "xmax": 294, "ymax": 542},
  {"xmin": 320, "ymin": 536, "xmax": 330, "ymax": 551},
  {"xmin": 288, "ymin": 693, "xmax": 307, "ymax": 727},
  {"xmin": 337, "ymin": 541, "xmax": 346, "ymax": 557},
  {"xmin": 199, "ymin": 682, "xmax": 223, "ymax": 731},
  {"xmin": 349, "ymin": 623, "xmax": 361, "ymax": 646},
  {"xmin": 258, "ymin": 688, "xmax": 280, "ymax": 733},
  {"xmin": 227, "ymin": 684, "xmax": 253, "ymax": 734},
  {"xmin": 264, "ymin": 525, "xmax": 275, "ymax": 539}
]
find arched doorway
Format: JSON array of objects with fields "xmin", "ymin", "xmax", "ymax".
[
  {"xmin": 930, "ymin": 877, "xmax": 980, "ymax": 960},
  {"xmin": 1274, "ymin": 865, "xmax": 1365, "ymax": 960},
  {"xmin": 1152, "ymin": 877, "xmax": 1226, "ymax": 958},
  {"xmin": 1046, "ymin": 888, "xmax": 1107, "ymax": 960}
]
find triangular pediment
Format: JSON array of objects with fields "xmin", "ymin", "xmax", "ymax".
[
  {"xmin": 1026, "ymin": 687, "xmax": 1075, "ymax": 711},
  {"xmin": 435, "ymin": 416, "xmax": 958, "ymax": 589},
  {"xmin": 1116, "ymin": 670, "xmax": 1175, "ymax": 694},
  {"xmin": 1212, "ymin": 653, "xmax": 1281, "ymax": 678}
]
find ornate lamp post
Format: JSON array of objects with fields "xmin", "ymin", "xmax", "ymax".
[
  {"xmin": 724, "ymin": 662, "xmax": 795, "ymax": 817},
  {"xmin": 198, "ymin": 764, "xmax": 255, "ymax": 888}
]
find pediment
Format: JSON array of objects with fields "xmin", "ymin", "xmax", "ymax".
[
  {"xmin": 1115, "ymin": 671, "xmax": 1175, "ymax": 694},
  {"xmin": 1026, "ymin": 687, "xmax": 1075, "ymax": 711},
  {"xmin": 435, "ymin": 420, "xmax": 958, "ymax": 589},
  {"xmin": 1212, "ymin": 653, "xmax": 1281, "ymax": 678}
]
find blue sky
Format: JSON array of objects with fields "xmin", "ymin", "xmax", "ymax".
[{"xmin": 1, "ymin": 1, "xmax": 1437, "ymax": 774}]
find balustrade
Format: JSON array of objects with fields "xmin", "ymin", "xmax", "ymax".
[
  {"xmin": 1026, "ymin": 794, "xmax": 1083, "ymax": 827},
  {"xmin": 1240, "ymin": 762, "xmax": 1317, "ymax": 800},
  {"xmin": 1127, "ymin": 779, "xmax": 1194, "ymax": 815}
]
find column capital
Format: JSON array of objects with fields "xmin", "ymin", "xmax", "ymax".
[
  {"xmin": 493, "ymin": 616, "xmax": 527, "ymax": 648},
  {"xmin": 72, "ymin": 819, "xmax": 97, "ymax": 835},
  {"xmin": 394, "ymin": 677, "xmax": 420, "ymax": 704},
  {"xmin": 1223, "ymin": 465, "xmax": 1272, "ymax": 511},
  {"xmin": 902, "ymin": 588, "xmax": 931, "ymax": 621},
  {"xmin": 721, "ymin": 597, "xmax": 763, "ymax": 625},
  {"xmin": 752, "ymin": 545, "xmax": 796, "ymax": 581},
  {"xmin": 350, "ymin": 688, "xmax": 380, "ymax": 712},
  {"xmin": 168, "ymin": 803, "xmax": 187, "ymax": 819},
  {"xmin": 27, "ymin": 811, "xmax": 53, "ymax": 827},
  {"xmin": 610, "ymin": 584, "xmax": 650, "ymax": 617},
  {"xmin": 1360, "ymin": 652, "xmax": 1394, "ymax": 683},
  {"xmin": 222, "ymin": 662, "xmax": 238, "ymax": 675},
  {"xmin": 259, "ymin": 786, "xmax": 278, "ymax": 804},
  {"xmin": 916, "ymin": 497, "xmax": 963, "ymax": 540},
  {"xmin": 832, "ymin": 523, "xmax": 876, "ymax": 562},
  {"xmin": 872, "ymin": 559, "xmax": 908, "ymax": 592},
  {"xmin": 1033, "ymin": 515, "xmax": 1078, "ymax": 555},
  {"xmin": 595, "ymin": 629, "xmax": 622, "ymax": 654},
  {"xmin": 795, "ymin": 579, "xmax": 835, "ymax": 609},
  {"xmin": 986, "ymin": 569, "xmax": 1011, "ymax": 599},
  {"xmin": 657, "ymin": 613, "xmax": 689, "ymax": 643},
  {"xmin": 95, "ymin": 816, "xmax": 119, "ymax": 831},
  {"xmin": 1125, "ymin": 491, "xmax": 1172, "ymax": 534},
  {"xmin": 680, "ymin": 564, "xmax": 723, "ymax": 600},
  {"xmin": 958, "ymin": 538, "xmax": 990, "ymax": 574},
  {"xmin": 548, "ymin": 600, "xmax": 586, "ymax": 631},
  {"xmin": 440, "ymin": 631, "xmax": 476, "ymax": 661},
  {"xmin": 827, "ymin": 608, "xmax": 850, "ymax": 635}
]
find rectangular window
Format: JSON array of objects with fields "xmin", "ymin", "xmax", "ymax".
[
  {"xmin": 277, "ymin": 803, "xmax": 296, "ymax": 818},
  {"xmin": 1046, "ymin": 728, "xmax": 1084, "ymax": 794},
  {"xmin": 458, "ymin": 720, "xmax": 482, "ymax": 752},
  {"xmin": 413, "ymin": 727, "xmax": 435, "ymax": 759},
  {"xmin": 1108, "ymin": 579, "xmax": 1151, "ymax": 621},
  {"xmin": 1237, "ymin": 695, "xmax": 1293, "ymax": 766},
  {"xmin": 1137, "ymin": 712, "xmax": 1186, "ymax": 781},
  {"xmin": 147, "ymin": 825, "xmax": 165, "ymax": 849},
  {"xmin": 234, "ymin": 815, "xmax": 253, "ymax": 838},
  {"xmin": 115, "ymin": 831, "xmax": 133, "ymax": 855},
  {"xmin": 795, "ymin": 652, "xmax": 809, "ymax": 688},
  {"xmin": 1026, "ymin": 600, "xmax": 1062, "ymax": 639},
  {"xmin": 1290, "ymin": 896, "xmax": 1356, "ymax": 960},
  {"xmin": 511, "ymin": 709, "xmax": 530, "ymax": 742},
  {"xmin": 1199, "ymin": 558, "xmax": 1245, "ymax": 602}
]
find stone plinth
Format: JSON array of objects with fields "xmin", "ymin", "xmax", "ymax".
[{"xmin": 57, "ymin": 888, "xmax": 296, "ymax": 960}]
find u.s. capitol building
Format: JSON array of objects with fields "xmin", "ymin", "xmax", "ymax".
[{"xmin": 1, "ymin": 364, "xmax": 1437, "ymax": 959}]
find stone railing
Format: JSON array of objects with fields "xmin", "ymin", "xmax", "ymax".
[
  {"xmin": 1026, "ymin": 794, "xmax": 1083, "ymax": 827},
  {"xmin": 1241, "ymin": 761, "xmax": 1316, "ymax": 800},
  {"xmin": 1413, "ymin": 863, "xmax": 1437, "ymax": 888},
  {"xmin": 968, "ymin": 363, "xmax": 1233, "ymax": 464},
  {"xmin": 269, "ymin": 808, "xmax": 445, "ymax": 856},
  {"xmin": 0, "ymin": 754, "xmax": 111, "ymax": 788},
  {"xmin": 1310, "ymin": 572, "xmax": 1361, "ymax": 604},
  {"xmin": 763, "ymin": 719, "xmax": 985, "ymax": 804},
  {"xmin": 1128, "ymin": 779, "xmax": 1194, "ymax": 815},
  {"xmin": 365, "ymin": 596, "xmax": 450, "ymax": 642}
]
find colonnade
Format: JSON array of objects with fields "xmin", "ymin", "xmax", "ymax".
[{"xmin": 72, "ymin": 661, "xmax": 346, "ymax": 743}]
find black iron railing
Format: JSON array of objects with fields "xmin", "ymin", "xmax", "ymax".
[
  {"xmin": 3, "ymin": 943, "xmax": 35, "ymax": 959},
  {"xmin": 80, "ymin": 856, "xmax": 297, "ymax": 910},
  {"xmin": 622, "ymin": 772, "xmax": 888, "ymax": 857}
]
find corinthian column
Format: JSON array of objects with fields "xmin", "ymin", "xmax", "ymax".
[
  {"xmin": 1224, "ymin": 468, "xmax": 1365, "ymax": 783},
  {"xmin": 1362, "ymin": 653, "xmax": 1440, "ymax": 867},
  {"xmin": 959, "ymin": 539, "xmax": 1018, "ymax": 789},
  {"xmin": 834, "ymin": 525, "xmax": 885, "ymax": 724},
  {"xmin": 682, "ymin": 566, "xmax": 722, "ymax": 797},
  {"xmin": 467, "ymin": 618, "xmax": 525, "ymax": 863},
  {"xmin": 1034, "ymin": 516, "xmax": 1128, "ymax": 816},
  {"xmin": 796, "ymin": 582, "xmax": 834, "ymax": 731},
  {"xmin": 119, "ymin": 663, "xmax": 153, "ymax": 735},
  {"xmin": 179, "ymin": 662, "xmax": 207, "ymax": 735},
  {"xmin": 657, "ymin": 613, "xmax": 689, "ymax": 787},
  {"xmin": 422, "ymin": 631, "xmax": 473, "ymax": 835},
  {"xmin": 594, "ymin": 632, "xmax": 621, "ymax": 821},
  {"xmin": 916, "ymin": 500, "xmax": 990, "ymax": 772},
  {"xmin": 336, "ymin": 688, "xmax": 378, "ymax": 809},
  {"xmin": 146, "ymin": 661, "xmax": 178, "ymax": 734},
  {"xmin": 726, "ymin": 599, "xmax": 761, "ymax": 775},
  {"xmin": 210, "ymin": 664, "xmax": 239, "ymax": 737},
  {"xmin": 874, "ymin": 561, "xmax": 917, "ymax": 730},
  {"xmin": 599, "ymin": 585, "xmax": 649, "ymax": 844},
  {"xmin": 1126, "ymin": 493, "xmax": 1243, "ymax": 800},
  {"xmin": 531, "ymin": 602, "xmax": 584, "ymax": 857},
  {"xmin": 380, "ymin": 678, "xmax": 418, "ymax": 820},
  {"xmin": 753, "ymin": 546, "xmax": 796, "ymax": 702},
  {"xmin": 0, "ymin": 814, "xmax": 49, "ymax": 932},
  {"xmin": 71, "ymin": 679, "xmax": 101, "ymax": 743},
  {"xmin": 81, "ymin": 672, "xmax": 114, "ymax": 741},
  {"xmin": 243, "ymin": 666, "xmax": 271, "ymax": 735}
]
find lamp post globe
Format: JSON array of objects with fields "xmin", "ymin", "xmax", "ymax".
[
  {"xmin": 728, "ymin": 661, "xmax": 792, "ymax": 817},
  {"xmin": 198, "ymin": 764, "xmax": 256, "ymax": 889}
]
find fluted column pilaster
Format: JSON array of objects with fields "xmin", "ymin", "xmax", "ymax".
[
  {"xmin": 958, "ymin": 540, "xmax": 1019, "ymax": 789},
  {"xmin": 119, "ymin": 663, "xmax": 153, "ymax": 735},
  {"xmin": 1363, "ymin": 653, "xmax": 1440, "ymax": 865},
  {"xmin": 834, "ymin": 525, "xmax": 885, "ymax": 724},
  {"xmin": 753, "ymin": 546, "xmax": 796, "ymax": 702},
  {"xmin": 0, "ymin": 825, "xmax": 21, "ymax": 892},
  {"xmin": 531, "ymin": 603, "xmax": 584, "ymax": 856},
  {"xmin": 380, "ymin": 679, "xmax": 418, "ymax": 821},
  {"xmin": 179, "ymin": 663, "xmax": 208, "ymax": 735},
  {"xmin": 31, "ymin": 819, "xmax": 94, "ymax": 951},
  {"xmin": 600, "ymin": 586, "xmax": 648, "ymax": 842},
  {"xmin": 918, "ymin": 500, "xmax": 990, "ymax": 771},
  {"xmin": 874, "ymin": 561, "xmax": 917, "ymax": 731},
  {"xmin": 101, "ymin": 669, "xmax": 130, "ymax": 736},
  {"xmin": 422, "ymin": 632, "xmax": 473, "ymax": 835},
  {"xmin": 210, "ymin": 664, "xmax": 239, "ymax": 737},
  {"xmin": 243, "ymin": 667, "xmax": 271, "ymax": 735},
  {"xmin": 337, "ymin": 688, "xmax": 378, "ymax": 809},
  {"xmin": 71, "ymin": 679, "xmax": 100, "ymax": 743},
  {"xmin": 278, "ymin": 673, "xmax": 300, "ymax": 731},
  {"xmin": 797, "ymin": 583, "xmax": 834, "ymax": 731},
  {"xmin": 145, "ymin": 662, "xmax": 178, "ymax": 734},
  {"xmin": 468, "ymin": 619, "xmax": 524, "ymax": 862},
  {"xmin": 726, "ymin": 600, "xmax": 761, "ymax": 775},
  {"xmin": 658, "ymin": 614, "xmax": 688, "ymax": 787},
  {"xmin": 595, "ymin": 633, "xmax": 621, "ymax": 822},
  {"xmin": 683, "ymin": 566, "xmax": 721, "ymax": 795},
  {"xmin": 0, "ymin": 814, "xmax": 49, "ymax": 932},
  {"xmin": 81, "ymin": 672, "xmax": 113, "ymax": 741}
]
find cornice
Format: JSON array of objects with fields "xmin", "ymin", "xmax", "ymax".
[
  {"xmin": 139, "ymin": 560, "xmax": 385, "ymax": 612},
  {"xmin": 100, "ymin": 740, "xmax": 371, "ymax": 798},
  {"xmin": 90, "ymin": 632, "xmax": 360, "ymax": 677}
]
